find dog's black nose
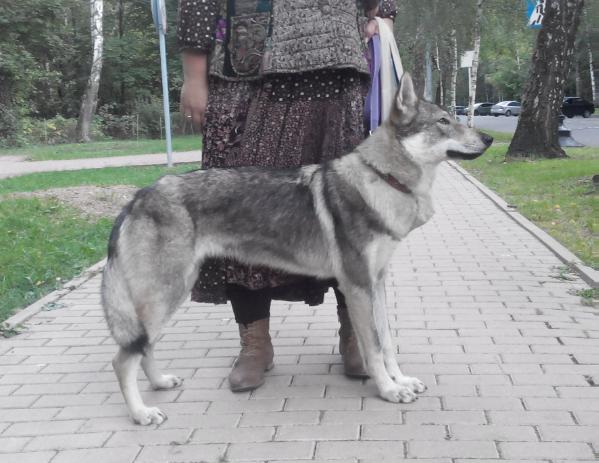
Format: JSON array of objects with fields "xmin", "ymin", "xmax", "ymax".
[{"xmin": 481, "ymin": 133, "xmax": 494, "ymax": 147}]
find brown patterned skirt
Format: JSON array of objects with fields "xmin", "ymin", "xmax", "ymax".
[{"xmin": 191, "ymin": 68, "xmax": 369, "ymax": 305}]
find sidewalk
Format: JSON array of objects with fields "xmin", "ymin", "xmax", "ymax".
[
  {"xmin": 1, "ymin": 162, "xmax": 598, "ymax": 462},
  {"xmin": 0, "ymin": 151, "xmax": 201, "ymax": 180}
]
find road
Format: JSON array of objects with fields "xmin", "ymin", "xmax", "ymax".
[{"xmin": 457, "ymin": 114, "xmax": 599, "ymax": 147}]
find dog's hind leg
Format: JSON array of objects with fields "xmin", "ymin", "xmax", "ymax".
[
  {"xmin": 112, "ymin": 347, "xmax": 167, "ymax": 425},
  {"xmin": 141, "ymin": 343, "xmax": 183, "ymax": 390}
]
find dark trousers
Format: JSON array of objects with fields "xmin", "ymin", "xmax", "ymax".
[{"xmin": 227, "ymin": 284, "xmax": 347, "ymax": 326}]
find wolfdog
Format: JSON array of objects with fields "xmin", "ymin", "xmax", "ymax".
[{"xmin": 101, "ymin": 73, "xmax": 493, "ymax": 424}]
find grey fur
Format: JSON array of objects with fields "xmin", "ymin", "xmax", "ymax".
[{"xmin": 101, "ymin": 73, "xmax": 493, "ymax": 425}]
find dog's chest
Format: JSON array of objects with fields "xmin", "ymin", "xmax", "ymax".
[{"xmin": 412, "ymin": 193, "xmax": 434, "ymax": 229}]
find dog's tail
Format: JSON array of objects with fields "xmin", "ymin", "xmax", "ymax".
[{"xmin": 102, "ymin": 208, "xmax": 150, "ymax": 355}]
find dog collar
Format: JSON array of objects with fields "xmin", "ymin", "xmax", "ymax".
[{"xmin": 363, "ymin": 162, "xmax": 412, "ymax": 195}]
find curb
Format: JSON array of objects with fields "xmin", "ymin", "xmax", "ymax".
[
  {"xmin": 448, "ymin": 161, "xmax": 598, "ymax": 288},
  {"xmin": 2, "ymin": 259, "xmax": 107, "ymax": 330}
]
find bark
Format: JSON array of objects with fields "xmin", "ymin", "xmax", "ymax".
[
  {"xmin": 436, "ymin": 41, "xmax": 444, "ymax": 106},
  {"xmin": 77, "ymin": 0, "xmax": 104, "ymax": 143},
  {"xmin": 507, "ymin": 0, "xmax": 585, "ymax": 159},
  {"xmin": 411, "ymin": 22, "xmax": 427, "ymax": 98},
  {"xmin": 467, "ymin": 0, "xmax": 484, "ymax": 128},
  {"xmin": 448, "ymin": 28, "xmax": 458, "ymax": 116},
  {"xmin": 583, "ymin": 6, "xmax": 596, "ymax": 102}
]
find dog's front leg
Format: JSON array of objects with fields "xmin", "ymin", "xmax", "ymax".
[
  {"xmin": 375, "ymin": 278, "xmax": 426, "ymax": 395},
  {"xmin": 339, "ymin": 281, "xmax": 416, "ymax": 404}
]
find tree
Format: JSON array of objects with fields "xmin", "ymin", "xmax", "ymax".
[
  {"xmin": 467, "ymin": 0, "xmax": 484, "ymax": 127},
  {"xmin": 507, "ymin": 0, "xmax": 586, "ymax": 159},
  {"xmin": 77, "ymin": 0, "xmax": 104, "ymax": 142}
]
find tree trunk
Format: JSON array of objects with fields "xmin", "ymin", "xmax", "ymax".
[
  {"xmin": 448, "ymin": 28, "xmax": 458, "ymax": 116},
  {"xmin": 436, "ymin": 41, "xmax": 444, "ymax": 106},
  {"xmin": 507, "ymin": 0, "xmax": 585, "ymax": 159},
  {"xmin": 583, "ymin": 6, "xmax": 596, "ymax": 102},
  {"xmin": 77, "ymin": 0, "xmax": 104, "ymax": 143},
  {"xmin": 467, "ymin": 0, "xmax": 484, "ymax": 128}
]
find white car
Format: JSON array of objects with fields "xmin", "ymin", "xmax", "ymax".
[{"xmin": 491, "ymin": 101, "xmax": 521, "ymax": 117}]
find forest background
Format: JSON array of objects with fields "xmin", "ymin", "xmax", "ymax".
[{"xmin": 0, "ymin": 0, "xmax": 597, "ymax": 147}]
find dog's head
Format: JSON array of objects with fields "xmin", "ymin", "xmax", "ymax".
[{"xmin": 388, "ymin": 73, "xmax": 493, "ymax": 165}]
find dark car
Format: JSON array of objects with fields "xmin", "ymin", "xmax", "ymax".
[
  {"xmin": 562, "ymin": 97, "xmax": 595, "ymax": 118},
  {"xmin": 454, "ymin": 105, "xmax": 466, "ymax": 115},
  {"xmin": 473, "ymin": 102, "xmax": 494, "ymax": 116}
]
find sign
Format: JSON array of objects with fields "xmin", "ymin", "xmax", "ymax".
[
  {"xmin": 527, "ymin": 0, "xmax": 545, "ymax": 29},
  {"xmin": 460, "ymin": 51, "xmax": 474, "ymax": 69},
  {"xmin": 151, "ymin": 0, "xmax": 167, "ymax": 34}
]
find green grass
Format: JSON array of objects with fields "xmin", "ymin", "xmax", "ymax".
[
  {"xmin": 0, "ymin": 164, "xmax": 200, "ymax": 195},
  {"xmin": 0, "ymin": 164, "xmax": 200, "ymax": 323},
  {"xmin": 480, "ymin": 129, "xmax": 513, "ymax": 144},
  {"xmin": 0, "ymin": 198, "xmax": 113, "ymax": 322},
  {"xmin": 462, "ymin": 145, "xmax": 599, "ymax": 269},
  {"xmin": 0, "ymin": 135, "xmax": 202, "ymax": 161}
]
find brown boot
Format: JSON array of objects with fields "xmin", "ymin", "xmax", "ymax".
[
  {"xmin": 228, "ymin": 318, "xmax": 274, "ymax": 392},
  {"xmin": 337, "ymin": 306, "xmax": 369, "ymax": 378}
]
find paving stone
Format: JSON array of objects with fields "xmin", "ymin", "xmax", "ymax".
[
  {"xmin": 227, "ymin": 442, "xmax": 314, "ymax": 460},
  {"xmin": 498, "ymin": 442, "xmax": 595, "ymax": 459},
  {"xmin": 316, "ymin": 441, "xmax": 405, "ymax": 459},
  {"xmin": 51, "ymin": 447, "xmax": 140, "ymax": 463},
  {"xmin": 407, "ymin": 440, "xmax": 498, "ymax": 458}
]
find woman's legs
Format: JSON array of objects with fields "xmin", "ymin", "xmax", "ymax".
[
  {"xmin": 226, "ymin": 284, "xmax": 274, "ymax": 391},
  {"xmin": 334, "ymin": 288, "xmax": 368, "ymax": 378}
]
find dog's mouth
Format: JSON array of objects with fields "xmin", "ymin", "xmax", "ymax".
[{"xmin": 446, "ymin": 150, "xmax": 484, "ymax": 160}]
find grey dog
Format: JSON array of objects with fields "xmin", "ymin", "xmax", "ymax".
[{"xmin": 101, "ymin": 73, "xmax": 493, "ymax": 424}]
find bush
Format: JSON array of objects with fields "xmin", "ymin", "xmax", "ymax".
[
  {"xmin": 0, "ymin": 104, "xmax": 21, "ymax": 147},
  {"xmin": 19, "ymin": 116, "xmax": 105, "ymax": 145},
  {"xmin": 135, "ymin": 98, "xmax": 164, "ymax": 138},
  {"xmin": 98, "ymin": 104, "xmax": 137, "ymax": 139}
]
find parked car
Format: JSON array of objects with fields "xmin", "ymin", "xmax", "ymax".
[
  {"xmin": 473, "ymin": 102, "xmax": 494, "ymax": 116},
  {"xmin": 454, "ymin": 105, "xmax": 466, "ymax": 115},
  {"xmin": 562, "ymin": 97, "xmax": 595, "ymax": 118},
  {"xmin": 491, "ymin": 101, "xmax": 521, "ymax": 117}
]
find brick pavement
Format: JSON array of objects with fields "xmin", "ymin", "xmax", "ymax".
[{"xmin": 1, "ymin": 163, "xmax": 598, "ymax": 462}]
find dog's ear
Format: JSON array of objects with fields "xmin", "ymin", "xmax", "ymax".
[{"xmin": 395, "ymin": 73, "xmax": 418, "ymax": 117}]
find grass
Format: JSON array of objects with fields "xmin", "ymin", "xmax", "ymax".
[
  {"xmin": 462, "ymin": 145, "xmax": 599, "ymax": 269},
  {"xmin": 0, "ymin": 135, "xmax": 202, "ymax": 161},
  {"xmin": 0, "ymin": 164, "xmax": 200, "ymax": 195},
  {"xmin": 0, "ymin": 164, "xmax": 199, "ymax": 322}
]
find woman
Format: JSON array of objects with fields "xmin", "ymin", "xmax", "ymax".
[{"xmin": 178, "ymin": 0, "xmax": 396, "ymax": 391}]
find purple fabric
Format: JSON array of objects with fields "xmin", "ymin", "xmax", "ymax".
[{"xmin": 365, "ymin": 34, "xmax": 381, "ymax": 132}]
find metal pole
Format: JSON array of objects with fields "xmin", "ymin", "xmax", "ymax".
[{"xmin": 158, "ymin": 31, "xmax": 173, "ymax": 167}]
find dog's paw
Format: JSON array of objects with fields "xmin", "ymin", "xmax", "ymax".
[
  {"xmin": 380, "ymin": 385, "xmax": 417, "ymax": 403},
  {"xmin": 395, "ymin": 375, "xmax": 427, "ymax": 394},
  {"xmin": 152, "ymin": 374, "xmax": 183, "ymax": 390},
  {"xmin": 131, "ymin": 406, "xmax": 167, "ymax": 425}
]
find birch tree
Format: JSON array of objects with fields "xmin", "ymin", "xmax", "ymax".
[
  {"xmin": 507, "ymin": 0, "xmax": 585, "ymax": 159},
  {"xmin": 77, "ymin": 0, "xmax": 104, "ymax": 142},
  {"xmin": 583, "ymin": 6, "xmax": 596, "ymax": 102},
  {"xmin": 467, "ymin": 0, "xmax": 484, "ymax": 128}
]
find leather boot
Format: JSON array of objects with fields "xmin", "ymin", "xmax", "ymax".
[
  {"xmin": 228, "ymin": 318, "xmax": 274, "ymax": 392},
  {"xmin": 337, "ymin": 305, "xmax": 369, "ymax": 378}
]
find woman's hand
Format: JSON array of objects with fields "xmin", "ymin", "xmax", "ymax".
[
  {"xmin": 180, "ymin": 50, "xmax": 209, "ymax": 129},
  {"xmin": 180, "ymin": 77, "xmax": 208, "ymax": 129}
]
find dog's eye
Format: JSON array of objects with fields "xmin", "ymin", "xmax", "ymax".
[{"xmin": 438, "ymin": 117, "xmax": 450, "ymax": 125}]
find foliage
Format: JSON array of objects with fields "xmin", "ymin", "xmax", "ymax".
[{"xmin": 462, "ymin": 144, "xmax": 599, "ymax": 269}]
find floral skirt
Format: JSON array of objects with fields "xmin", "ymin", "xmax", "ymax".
[{"xmin": 191, "ymin": 68, "xmax": 369, "ymax": 305}]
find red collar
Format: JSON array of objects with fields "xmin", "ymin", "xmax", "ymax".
[{"xmin": 363, "ymin": 162, "xmax": 412, "ymax": 195}]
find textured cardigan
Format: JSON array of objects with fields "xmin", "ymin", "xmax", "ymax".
[{"xmin": 178, "ymin": 0, "xmax": 397, "ymax": 79}]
